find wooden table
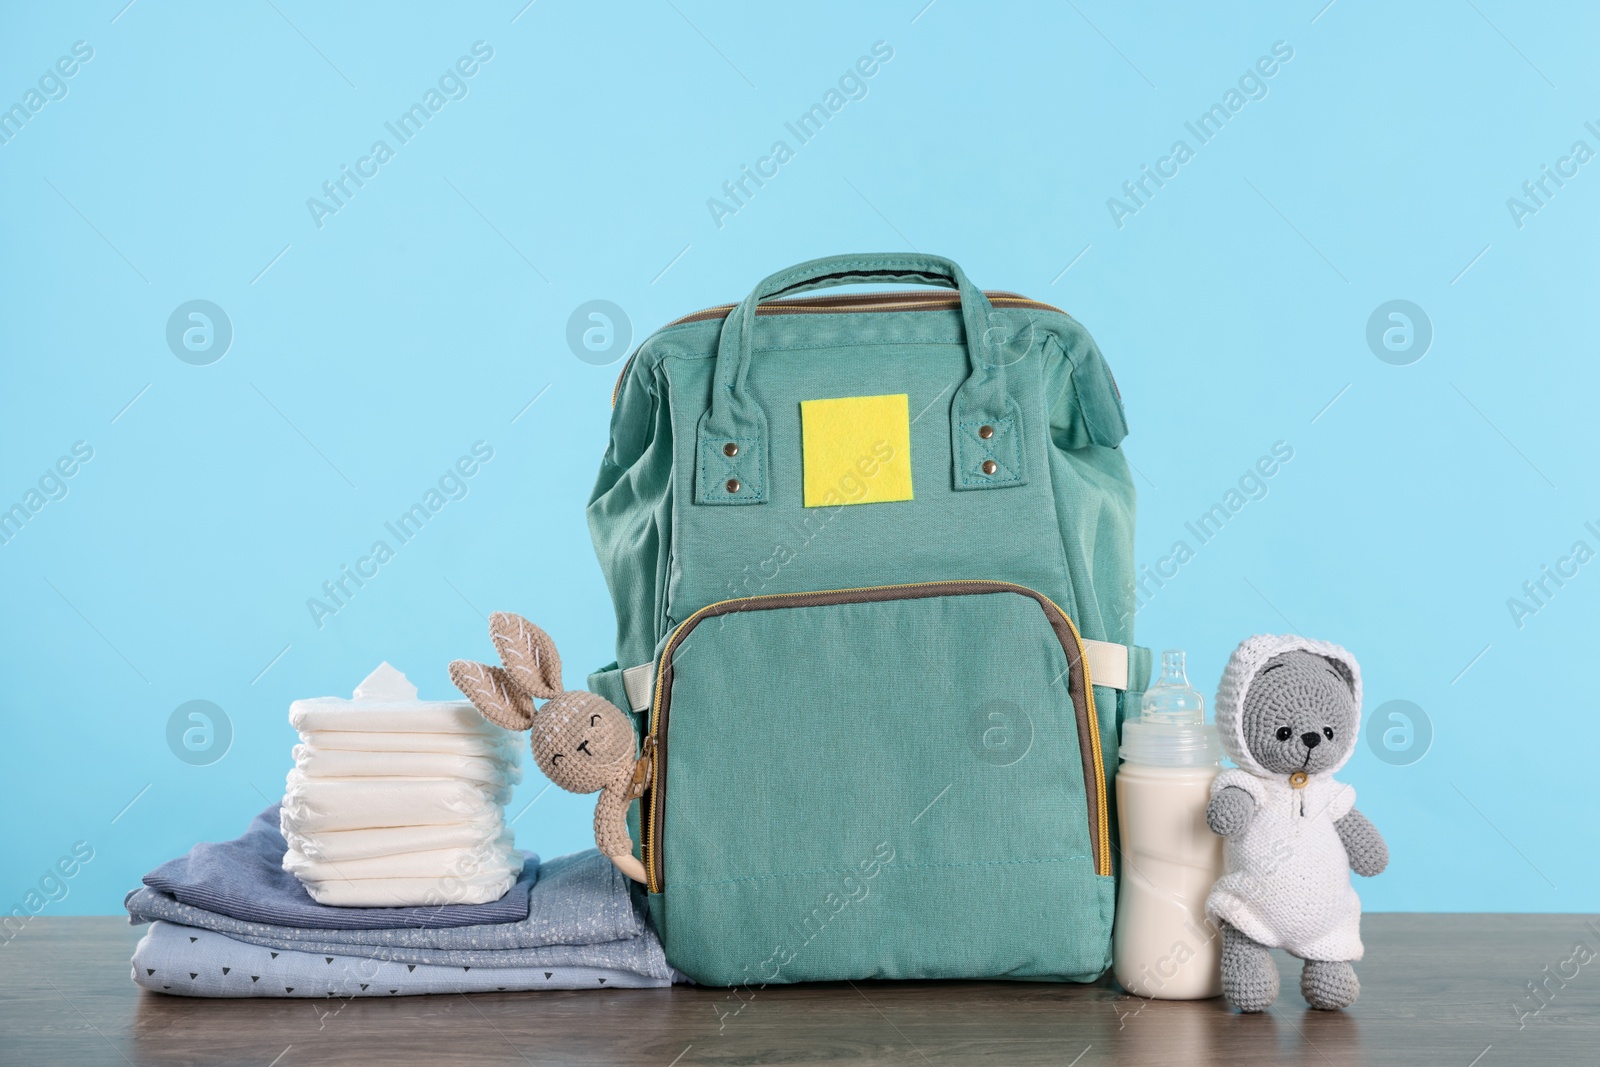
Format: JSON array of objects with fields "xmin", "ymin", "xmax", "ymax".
[{"xmin": 2, "ymin": 915, "xmax": 1594, "ymax": 1066}]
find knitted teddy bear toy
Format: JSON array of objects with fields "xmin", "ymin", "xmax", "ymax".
[
  {"xmin": 449, "ymin": 612, "xmax": 652, "ymax": 884},
  {"xmin": 1204, "ymin": 635, "xmax": 1388, "ymax": 1013}
]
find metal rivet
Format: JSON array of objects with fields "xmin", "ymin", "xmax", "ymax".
[
  {"xmin": 978, "ymin": 425, "xmax": 994, "ymax": 440},
  {"xmin": 726, "ymin": 478, "xmax": 741, "ymax": 493},
  {"xmin": 723, "ymin": 442, "xmax": 738, "ymax": 457},
  {"xmin": 981, "ymin": 460, "xmax": 998, "ymax": 475}
]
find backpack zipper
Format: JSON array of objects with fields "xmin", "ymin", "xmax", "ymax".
[
  {"xmin": 639, "ymin": 579, "xmax": 1110, "ymax": 893},
  {"xmin": 610, "ymin": 290, "xmax": 1066, "ymax": 407}
]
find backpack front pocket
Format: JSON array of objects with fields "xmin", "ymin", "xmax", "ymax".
[{"xmin": 642, "ymin": 581, "xmax": 1114, "ymax": 986}]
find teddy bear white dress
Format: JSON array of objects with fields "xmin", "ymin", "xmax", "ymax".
[{"xmin": 1204, "ymin": 634, "xmax": 1387, "ymax": 1011}]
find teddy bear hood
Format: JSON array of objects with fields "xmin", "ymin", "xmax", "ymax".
[{"xmin": 1214, "ymin": 634, "xmax": 1363, "ymax": 778}]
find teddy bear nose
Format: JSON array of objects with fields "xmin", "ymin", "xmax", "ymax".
[{"xmin": 1300, "ymin": 731, "xmax": 1321, "ymax": 749}]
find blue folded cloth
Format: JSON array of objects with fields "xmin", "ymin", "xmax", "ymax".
[
  {"xmin": 136, "ymin": 803, "xmax": 536, "ymax": 930},
  {"xmin": 126, "ymin": 850, "xmax": 670, "ymax": 975},
  {"xmin": 131, "ymin": 920, "xmax": 670, "ymax": 997}
]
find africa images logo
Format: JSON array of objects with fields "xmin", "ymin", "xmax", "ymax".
[{"xmin": 305, "ymin": 42, "xmax": 495, "ymax": 229}]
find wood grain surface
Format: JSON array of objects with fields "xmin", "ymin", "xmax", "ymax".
[{"xmin": 1, "ymin": 914, "xmax": 1595, "ymax": 1066}]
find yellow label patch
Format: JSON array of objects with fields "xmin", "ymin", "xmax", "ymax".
[{"xmin": 799, "ymin": 393, "xmax": 914, "ymax": 508}]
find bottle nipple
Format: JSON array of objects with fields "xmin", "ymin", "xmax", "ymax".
[
  {"xmin": 1120, "ymin": 648, "xmax": 1222, "ymax": 767},
  {"xmin": 1142, "ymin": 649, "xmax": 1204, "ymax": 725}
]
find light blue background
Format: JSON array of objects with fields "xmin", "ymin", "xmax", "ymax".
[{"xmin": 2, "ymin": 1, "xmax": 1594, "ymax": 916}]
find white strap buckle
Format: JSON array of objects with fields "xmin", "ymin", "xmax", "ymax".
[
  {"xmin": 1081, "ymin": 639, "xmax": 1129, "ymax": 691},
  {"xmin": 621, "ymin": 662, "xmax": 654, "ymax": 713}
]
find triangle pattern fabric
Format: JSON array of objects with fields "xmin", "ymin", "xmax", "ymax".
[{"xmin": 123, "ymin": 872, "xmax": 677, "ymax": 997}]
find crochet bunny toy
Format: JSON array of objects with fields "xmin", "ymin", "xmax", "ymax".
[
  {"xmin": 1204, "ymin": 635, "xmax": 1388, "ymax": 1013},
  {"xmin": 449, "ymin": 613, "xmax": 651, "ymax": 884}
]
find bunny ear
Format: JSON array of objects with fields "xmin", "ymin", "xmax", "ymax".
[
  {"xmin": 488, "ymin": 612, "xmax": 562, "ymax": 699},
  {"xmin": 448, "ymin": 659, "xmax": 534, "ymax": 731}
]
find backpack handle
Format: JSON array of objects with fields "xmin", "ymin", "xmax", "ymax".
[
  {"xmin": 763, "ymin": 264, "xmax": 961, "ymax": 300},
  {"xmin": 693, "ymin": 253, "xmax": 1025, "ymax": 506}
]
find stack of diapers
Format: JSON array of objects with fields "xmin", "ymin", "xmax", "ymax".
[
  {"xmin": 127, "ymin": 806, "xmax": 680, "ymax": 996},
  {"xmin": 281, "ymin": 663, "xmax": 523, "ymax": 907}
]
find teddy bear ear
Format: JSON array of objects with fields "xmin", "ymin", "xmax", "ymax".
[
  {"xmin": 489, "ymin": 612, "xmax": 563, "ymax": 700},
  {"xmin": 448, "ymin": 660, "xmax": 534, "ymax": 731},
  {"xmin": 1321, "ymin": 656, "xmax": 1356, "ymax": 697}
]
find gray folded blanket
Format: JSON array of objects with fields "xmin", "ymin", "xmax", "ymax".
[{"xmin": 127, "ymin": 849, "xmax": 672, "ymax": 978}]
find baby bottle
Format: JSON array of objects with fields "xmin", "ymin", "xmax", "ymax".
[{"xmin": 1112, "ymin": 649, "xmax": 1225, "ymax": 999}]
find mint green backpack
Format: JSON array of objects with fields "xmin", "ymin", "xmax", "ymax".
[{"xmin": 586, "ymin": 254, "xmax": 1149, "ymax": 986}]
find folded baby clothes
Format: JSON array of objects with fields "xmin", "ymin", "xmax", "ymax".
[
  {"xmin": 281, "ymin": 815, "xmax": 505, "ymax": 863},
  {"xmin": 128, "ymin": 850, "xmax": 676, "ymax": 977},
  {"xmin": 130, "ymin": 920, "xmax": 671, "ymax": 996},
  {"xmin": 291, "ymin": 745, "xmax": 521, "ymax": 785},
  {"xmin": 139, "ymin": 804, "xmax": 536, "ymax": 929},
  {"xmin": 279, "ymin": 663, "xmax": 524, "ymax": 907}
]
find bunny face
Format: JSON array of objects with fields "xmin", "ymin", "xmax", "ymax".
[
  {"xmin": 1239, "ymin": 650, "xmax": 1359, "ymax": 776},
  {"xmin": 450, "ymin": 611, "xmax": 641, "ymax": 797},
  {"xmin": 530, "ymin": 691, "xmax": 636, "ymax": 792}
]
